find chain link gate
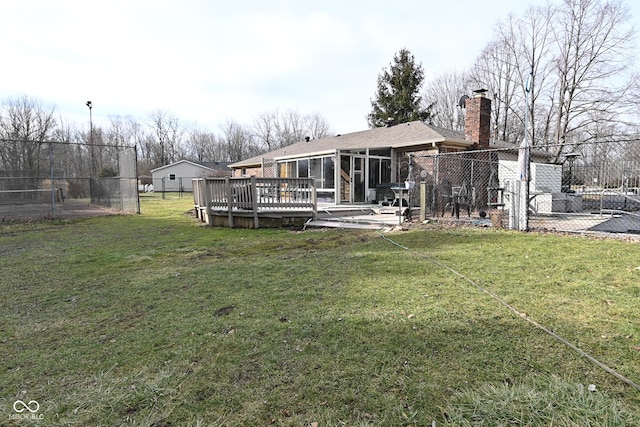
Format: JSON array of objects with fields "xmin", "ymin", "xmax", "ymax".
[{"xmin": 402, "ymin": 139, "xmax": 640, "ymax": 235}]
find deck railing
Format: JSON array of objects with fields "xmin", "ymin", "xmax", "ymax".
[{"xmin": 193, "ymin": 176, "xmax": 317, "ymax": 227}]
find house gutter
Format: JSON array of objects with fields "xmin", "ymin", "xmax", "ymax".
[{"xmin": 273, "ymin": 149, "xmax": 337, "ymax": 162}]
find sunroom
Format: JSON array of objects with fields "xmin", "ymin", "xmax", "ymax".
[
  {"xmin": 229, "ymin": 119, "xmax": 479, "ymax": 206},
  {"xmin": 275, "ymin": 148, "xmax": 393, "ymax": 205}
]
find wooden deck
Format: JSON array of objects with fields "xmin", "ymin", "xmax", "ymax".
[{"xmin": 193, "ymin": 177, "xmax": 317, "ymax": 228}]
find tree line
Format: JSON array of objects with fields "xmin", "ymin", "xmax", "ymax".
[
  {"xmin": 0, "ymin": 96, "xmax": 333, "ymax": 177},
  {"xmin": 370, "ymin": 0, "xmax": 639, "ymax": 164},
  {"xmin": 3, "ymin": 0, "xmax": 639, "ymax": 180},
  {"xmin": 424, "ymin": 0, "xmax": 640, "ymax": 162}
]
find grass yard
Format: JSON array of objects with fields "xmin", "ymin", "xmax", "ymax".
[{"xmin": 1, "ymin": 193, "xmax": 640, "ymax": 426}]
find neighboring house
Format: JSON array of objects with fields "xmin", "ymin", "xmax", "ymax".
[
  {"xmin": 151, "ymin": 160, "xmax": 231, "ymax": 192},
  {"xmin": 229, "ymin": 90, "xmax": 556, "ymax": 208}
]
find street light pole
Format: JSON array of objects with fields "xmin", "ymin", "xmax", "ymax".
[{"xmin": 86, "ymin": 101, "xmax": 94, "ymax": 203}]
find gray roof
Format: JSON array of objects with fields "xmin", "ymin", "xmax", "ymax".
[
  {"xmin": 195, "ymin": 161, "xmax": 232, "ymax": 171},
  {"xmin": 151, "ymin": 159, "xmax": 231, "ymax": 173},
  {"xmin": 230, "ymin": 121, "xmax": 472, "ymax": 168},
  {"xmin": 230, "ymin": 121, "xmax": 553, "ymax": 168}
]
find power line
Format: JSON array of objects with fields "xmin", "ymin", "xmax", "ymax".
[{"xmin": 377, "ymin": 229, "xmax": 640, "ymax": 393}]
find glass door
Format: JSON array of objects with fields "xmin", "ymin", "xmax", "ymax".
[
  {"xmin": 340, "ymin": 154, "xmax": 366, "ymax": 204},
  {"xmin": 340, "ymin": 155, "xmax": 351, "ymax": 203},
  {"xmin": 353, "ymin": 156, "xmax": 365, "ymax": 203}
]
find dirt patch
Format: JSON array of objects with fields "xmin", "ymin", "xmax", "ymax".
[{"xmin": 0, "ymin": 199, "xmax": 124, "ymax": 222}]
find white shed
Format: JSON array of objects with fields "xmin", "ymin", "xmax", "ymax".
[
  {"xmin": 151, "ymin": 160, "xmax": 231, "ymax": 192},
  {"xmin": 498, "ymin": 157, "xmax": 562, "ymax": 193},
  {"xmin": 497, "ymin": 151, "xmax": 579, "ymax": 213}
]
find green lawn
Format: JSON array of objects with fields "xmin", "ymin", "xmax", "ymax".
[{"xmin": 1, "ymin": 193, "xmax": 639, "ymax": 426}]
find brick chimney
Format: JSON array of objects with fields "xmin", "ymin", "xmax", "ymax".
[{"xmin": 464, "ymin": 89, "xmax": 491, "ymax": 148}]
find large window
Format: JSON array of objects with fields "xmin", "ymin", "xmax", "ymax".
[
  {"xmin": 310, "ymin": 158, "xmax": 322, "ymax": 184},
  {"xmin": 298, "ymin": 159, "xmax": 309, "ymax": 178},
  {"xmin": 323, "ymin": 157, "xmax": 335, "ymax": 188},
  {"xmin": 308, "ymin": 156, "xmax": 335, "ymax": 189},
  {"xmin": 278, "ymin": 156, "xmax": 335, "ymax": 202},
  {"xmin": 381, "ymin": 159, "xmax": 391, "ymax": 183},
  {"xmin": 368, "ymin": 159, "xmax": 379, "ymax": 188},
  {"xmin": 278, "ymin": 156, "xmax": 334, "ymax": 188},
  {"xmin": 279, "ymin": 161, "xmax": 297, "ymax": 178},
  {"xmin": 368, "ymin": 158, "xmax": 391, "ymax": 187}
]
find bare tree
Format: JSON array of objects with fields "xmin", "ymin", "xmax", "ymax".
[
  {"xmin": 253, "ymin": 109, "xmax": 333, "ymax": 151},
  {"xmin": 467, "ymin": 3, "xmax": 556, "ymax": 146},
  {"xmin": 0, "ymin": 95, "xmax": 57, "ymax": 175},
  {"xmin": 551, "ymin": 0, "xmax": 635, "ymax": 159},
  {"xmin": 470, "ymin": 38, "xmax": 520, "ymax": 142},
  {"xmin": 147, "ymin": 109, "xmax": 182, "ymax": 167},
  {"xmin": 184, "ymin": 123, "xmax": 224, "ymax": 162},
  {"xmin": 105, "ymin": 115, "xmax": 144, "ymax": 149},
  {"xmin": 274, "ymin": 110, "xmax": 307, "ymax": 147},
  {"xmin": 137, "ymin": 134, "xmax": 159, "ymax": 176},
  {"xmin": 99, "ymin": 115, "xmax": 145, "ymax": 174},
  {"xmin": 304, "ymin": 112, "xmax": 333, "ymax": 141},
  {"xmin": 253, "ymin": 111, "xmax": 279, "ymax": 152},
  {"xmin": 460, "ymin": 0, "xmax": 636, "ymax": 161},
  {"xmin": 220, "ymin": 119, "xmax": 259, "ymax": 162},
  {"xmin": 423, "ymin": 70, "xmax": 472, "ymax": 131},
  {"xmin": 495, "ymin": 4, "xmax": 556, "ymax": 146},
  {"xmin": 49, "ymin": 119, "xmax": 88, "ymax": 178}
]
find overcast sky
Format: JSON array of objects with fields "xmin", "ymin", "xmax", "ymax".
[{"xmin": 1, "ymin": 0, "xmax": 638, "ymax": 136}]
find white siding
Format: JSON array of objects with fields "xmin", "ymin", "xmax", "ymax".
[
  {"xmin": 498, "ymin": 159, "xmax": 518, "ymax": 185},
  {"xmin": 532, "ymin": 163, "xmax": 562, "ymax": 193},
  {"xmin": 498, "ymin": 160, "xmax": 561, "ymax": 194},
  {"xmin": 151, "ymin": 162, "xmax": 211, "ymax": 191}
]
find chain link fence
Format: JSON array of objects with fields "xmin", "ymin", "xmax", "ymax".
[
  {"xmin": 0, "ymin": 140, "xmax": 139, "ymax": 221},
  {"xmin": 401, "ymin": 139, "xmax": 640, "ymax": 235}
]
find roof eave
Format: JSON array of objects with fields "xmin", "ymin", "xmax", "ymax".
[
  {"xmin": 392, "ymin": 137, "xmax": 473, "ymax": 150},
  {"xmin": 273, "ymin": 149, "xmax": 337, "ymax": 162},
  {"xmin": 439, "ymin": 139, "xmax": 475, "ymax": 149},
  {"xmin": 229, "ymin": 160, "xmax": 261, "ymax": 169},
  {"xmin": 151, "ymin": 159, "xmax": 213, "ymax": 173}
]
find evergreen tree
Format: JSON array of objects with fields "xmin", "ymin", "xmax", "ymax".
[{"xmin": 367, "ymin": 48, "xmax": 430, "ymax": 128}]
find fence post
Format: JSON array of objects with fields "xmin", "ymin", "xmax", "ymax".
[
  {"xmin": 226, "ymin": 176, "xmax": 234, "ymax": 228},
  {"xmin": 134, "ymin": 146, "xmax": 141, "ymax": 214},
  {"xmin": 251, "ymin": 175, "xmax": 259, "ymax": 229},
  {"xmin": 420, "ymin": 182, "xmax": 426, "ymax": 222},
  {"xmin": 204, "ymin": 179, "xmax": 214, "ymax": 226},
  {"xmin": 518, "ymin": 180, "xmax": 529, "ymax": 231},
  {"xmin": 48, "ymin": 140, "xmax": 57, "ymax": 219},
  {"xmin": 311, "ymin": 178, "xmax": 317, "ymax": 220}
]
